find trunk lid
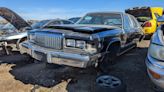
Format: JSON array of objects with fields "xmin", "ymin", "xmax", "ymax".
[{"xmin": 45, "ymin": 24, "xmax": 120, "ymax": 34}]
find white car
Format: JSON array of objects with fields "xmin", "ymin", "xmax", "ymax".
[{"xmin": 146, "ymin": 16, "xmax": 164, "ymax": 90}]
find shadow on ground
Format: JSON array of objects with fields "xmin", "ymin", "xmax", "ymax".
[{"xmin": 0, "ymin": 44, "xmax": 154, "ymax": 92}]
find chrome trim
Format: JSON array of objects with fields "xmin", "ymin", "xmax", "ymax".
[
  {"xmin": 20, "ymin": 41, "xmax": 100, "ymax": 68},
  {"xmin": 34, "ymin": 32, "xmax": 63, "ymax": 50}
]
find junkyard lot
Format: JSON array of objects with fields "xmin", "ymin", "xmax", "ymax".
[{"xmin": 0, "ymin": 40, "xmax": 154, "ymax": 92}]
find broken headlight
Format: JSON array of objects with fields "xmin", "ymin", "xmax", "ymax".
[
  {"xmin": 66, "ymin": 39, "xmax": 76, "ymax": 47},
  {"xmin": 66, "ymin": 39, "xmax": 86, "ymax": 49},
  {"xmin": 76, "ymin": 40, "xmax": 86, "ymax": 49}
]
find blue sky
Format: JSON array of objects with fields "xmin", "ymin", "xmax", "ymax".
[{"xmin": 0, "ymin": 0, "xmax": 164, "ymax": 20}]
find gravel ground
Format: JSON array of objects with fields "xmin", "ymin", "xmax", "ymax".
[{"xmin": 0, "ymin": 40, "xmax": 154, "ymax": 92}]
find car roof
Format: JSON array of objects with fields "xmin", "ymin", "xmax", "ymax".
[
  {"xmin": 86, "ymin": 12, "xmax": 124, "ymax": 15},
  {"xmin": 39, "ymin": 19, "xmax": 72, "ymax": 22}
]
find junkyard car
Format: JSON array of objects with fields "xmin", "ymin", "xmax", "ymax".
[
  {"xmin": 20, "ymin": 12, "xmax": 144, "ymax": 68},
  {"xmin": 0, "ymin": 9, "xmax": 73, "ymax": 52},
  {"xmin": 31, "ymin": 19, "xmax": 74, "ymax": 29},
  {"xmin": 146, "ymin": 22, "xmax": 164, "ymax": 90},
  {"xmin": 126, "ymin": 7, "xmax": 163, "ymax": 36},
  {"xmin": 68, "ymin": 17, "xmax": 81, "ymax": 23}
]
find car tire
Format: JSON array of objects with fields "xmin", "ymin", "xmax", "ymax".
[
  {"xmin": 97, "ymin": 43, "xmax": 120, "ymax": 72},
  {"xmin": 94, "ymin": 74, "xmax": 127, "ymax": 92}
]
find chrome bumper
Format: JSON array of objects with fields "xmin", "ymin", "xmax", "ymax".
[
  {"xmin": 20, "ymin": 41, "xmax": 100, "ymax": 68},
  {"xmin": 146, "ymin": 55, "xmax": 164, "ymax": 89}
]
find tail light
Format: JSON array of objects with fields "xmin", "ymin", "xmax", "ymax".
[{"xmin": 143, "ymin": 22, "xmax": 152, "ymax": 27}]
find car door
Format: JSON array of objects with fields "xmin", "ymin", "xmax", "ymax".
[
  {"xmin": 129, "ymin": 15, "xmax": 143, "ymax": 41},
  {"xmin": 123, "ymin": 14, "xmax": 134, "ymax": 45}
]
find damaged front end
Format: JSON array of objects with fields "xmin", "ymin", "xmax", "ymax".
[
  {"xmin": 20, "ymin": 25, "xmax": 107, "ymax": 68},
  {"xmin": 0, "ymin": 7, "xmax": 30, "ymax": 54}
]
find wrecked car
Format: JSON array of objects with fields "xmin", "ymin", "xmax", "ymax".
[
  {"xmin": 31, "ymin": 19, "xmax": 74, "ymax": 29},
  {"xmin": 126, "ymin": 7, "xmax": 163, "ymax": 37},
  {"xmin": 146, "ymin": 18, "xmax": 164, "ymax": 90},
  {"xmin": 68, "ymin": 17, "xmax": 81, "ymax": 23},
  {"xmin": 0, "ymin": 7, "xmax": 30, "ymax": 54},
  {"xmin": 20, "ymin": 12, "xmax": 144, "ymax": 68},
  {"xmin": 0, "ymin": 7, "xmax": 74, "ymax": 54}
]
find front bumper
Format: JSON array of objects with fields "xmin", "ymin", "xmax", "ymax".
[
  {"xmin": 146, "ymin": 55, "xmax": 164, "ymax": 89},
  {"xmin": 20, "ymin": 41, "xmax": 101, "ymax": 68}
]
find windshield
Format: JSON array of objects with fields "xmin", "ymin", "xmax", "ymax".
[
  {"xmin": 31, "ymin": 20, "xmax": 50, "ymax": 29},
  {"xmin": 77, "ymin": 13, "xmax": 122, "ymax": 28}
]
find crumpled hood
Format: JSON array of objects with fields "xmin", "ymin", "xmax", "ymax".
[
  {"xmin": 45, "ymin": 24, "xmax": 121, "ymax": 34},
  {"xmin": 0, "ymin": 7, "xmax": 30, "ymax": 30},
  {"xmin": 30, "ymin": 24, "xmax": 121, "ymax": 41}
]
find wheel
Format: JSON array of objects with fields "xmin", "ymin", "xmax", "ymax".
[
  {"xmin": 97, "ymin": 43, "xmax": 120, "ymax": 72},
  {"xmin": 94, "ymin": 75, "xmax": 127, "ymax": 92}
]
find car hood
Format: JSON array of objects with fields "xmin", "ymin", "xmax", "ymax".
[
  {"xmin": 45, "ymin": 24, "xmax": 121, "ymax": 34},
  {"xmin": 0, "ymin": 7, "xmax": 30, "ymax": 30}
]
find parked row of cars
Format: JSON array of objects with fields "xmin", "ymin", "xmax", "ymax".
[
  {"xmin": 0, "ymin": 7, "xmax": 78, "ymax": 54},
  {"xmin": 1, "ymin": 6, "xmax": 164, "ymax": 91}
]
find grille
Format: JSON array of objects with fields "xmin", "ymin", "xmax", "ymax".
[{"xmin": 34, "ymin": 32, "xmax": 63, "ymax": 50}]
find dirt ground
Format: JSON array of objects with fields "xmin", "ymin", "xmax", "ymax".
[{"xmin": 0, "ymin": 40, "xmax": 154, "ymax": 92}]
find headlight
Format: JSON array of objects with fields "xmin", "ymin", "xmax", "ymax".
[
  {"xmin": 76, "ymin": 40, "xmax": 86, "ymax": 49},
  {"xmin": 66, "ymin": 39, "xmax": 76, "ymax": 47},
  {"xmin": 66, "ymin": 39, "xmax": 86, "ymax": 49},
  {"xmin": 149, "ymin": 43, "xmax": 164, "ymax": 61}
]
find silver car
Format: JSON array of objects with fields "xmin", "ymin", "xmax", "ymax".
[{"xmin": 146, "ymin": 17, "xmax": 164, "ymax": 90}]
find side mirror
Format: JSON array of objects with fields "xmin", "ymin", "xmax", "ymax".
[{"xmin": 157, "ymin": 16, "xmax": 164, "ymax": 22}]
